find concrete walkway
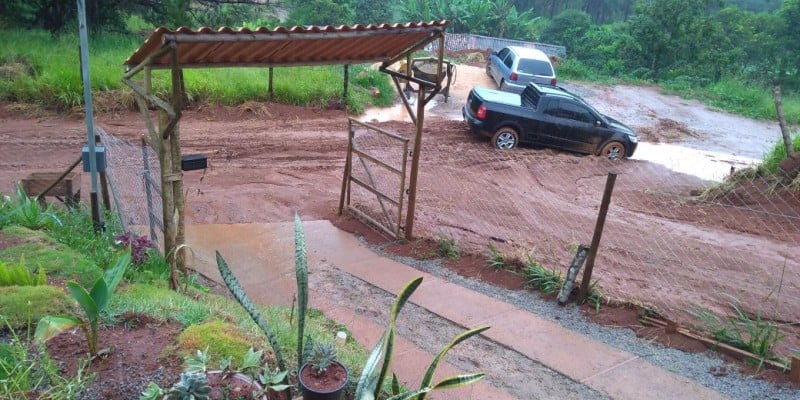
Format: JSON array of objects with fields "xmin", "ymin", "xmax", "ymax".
[{"xmin": 186, "ymin": 220, "xmax": 728, "ymax": 400}]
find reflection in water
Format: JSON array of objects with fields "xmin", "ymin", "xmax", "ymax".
[{"xmin": 631, "ymin": 142, "xmax": 759, "ymax": 182}]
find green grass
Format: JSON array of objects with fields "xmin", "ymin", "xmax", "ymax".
[
  {"xmin": 177, "ymin": 321, "xmax": 255, "ymax": 367},
  {"xmin": 762, "ymin": 133, "xmax": 800, "ymax": 173},
  {"xmin": 0, "ymin": 242, "xmax": 102, "ymax": 287},
  {"xmin": 662, "ymin": 77, "xmax": 800, "ymax": 125},
  {"xmin": 687, "ymin": 301, "xmax": 786, "ymax": 370},
  {"xmin": 437, "ymin": 234, "xmax": 460, "ymax": 260},
  {"xmin": 0, "ymin": 28, "xmax": 395, "ymax": 113},
  {"xmin": 521, "ymin": 256, "xmax": 563, "ymax": 295},
  {"xmin": 0, "ymin": 286, "xmax": 73, "ymax": 330}
]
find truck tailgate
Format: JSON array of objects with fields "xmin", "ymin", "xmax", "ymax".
[{"xmin": 472, "ymin": 87, "xmax": 521, "ymax": 107}]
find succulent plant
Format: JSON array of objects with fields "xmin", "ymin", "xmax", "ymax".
[
  {"xmin": 308, "ymin": 341, "xmax": 337, "ymax": 375},
  {"xmin": 167, "ymin": 372, "xmax": 212, "ymax": 400}
]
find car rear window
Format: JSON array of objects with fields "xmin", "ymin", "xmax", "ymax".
[{"xmin": 517, "ymin": 59, "xmax": 553, "ymax": 76}]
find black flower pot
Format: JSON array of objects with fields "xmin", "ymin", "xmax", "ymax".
[{"xmin": 298, "ymin": 361, "xmax": 348, "ymax": 400}]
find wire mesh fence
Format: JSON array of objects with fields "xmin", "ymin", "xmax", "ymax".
[
  {"xmin": 398, "ymin": 120, "xmax": 800, "ymax": 356},
  {"xmin": 426, "ymin": 33, "xmax": 568, "ymax": 59},
  {"xmin": 96, "ymin": 128, "xmax": 163, "ymax": 247}
]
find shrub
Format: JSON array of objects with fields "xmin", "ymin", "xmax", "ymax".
[{"xmin": 114, "ymin": 232, "xmax": 155, "ymax": 265}]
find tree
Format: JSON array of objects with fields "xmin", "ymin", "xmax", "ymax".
[
  {"xmin": 626, "ymin": 0, "xmax": 721, "ymax": 80},
  {"xmin": 540, "ymin": 9, "xmax": 593, "ymax": 58},
  {"xmin": 349, "ymin": 0, "xmax": 396, "ymax": 25},
  {"xmin": 286, "ymin": 0, "xmax": 355, "ymax": 26}
]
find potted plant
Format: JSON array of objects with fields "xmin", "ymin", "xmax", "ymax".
[{"xmin": 298, "ymin": 341, "xmax": 348, "ymax": 400}]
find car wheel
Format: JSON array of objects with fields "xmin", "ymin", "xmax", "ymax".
[
  {"xmin": 599, "ymin": 141, "xmax": 626, "ymax": 159},
  {"xmin": 499, "ymin": 79, "xmax": 506, "ymax": 91},
  {"xmin": 492, "ymin": 127, "xmax": 518, "ymax": 150},
  {"xmin": 485, "ymin": 63, "xmax": 492, "ymax": 76}
]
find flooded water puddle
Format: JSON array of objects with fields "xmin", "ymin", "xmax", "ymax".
[
  {"xmin": 632, "ymin": 142, "xmax": 759, "ymax": 182},
  {"xmin": 361, "ymin": 97, "xmax": 465, "ymax": 123}
]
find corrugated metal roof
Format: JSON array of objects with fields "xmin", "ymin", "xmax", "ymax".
[{"xmin": 124, "ymin": 22, "xmax": 449, "ymax": 69}]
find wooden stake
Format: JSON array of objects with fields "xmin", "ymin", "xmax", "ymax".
[
  {"xmin": 558, "ymin": 245, "xmax": 589, "ymax": 305},
  {"xmin": 579, "ymin": 172, "xmax": 617, "ymax": 302},
  {"xmin": 790, "ymin": 356, "xmax": 800, "ymax": 383}
]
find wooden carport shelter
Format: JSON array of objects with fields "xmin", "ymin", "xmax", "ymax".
[{"xmin": 122, "ymin": 22, "xmax": 449, "ymax": 288}]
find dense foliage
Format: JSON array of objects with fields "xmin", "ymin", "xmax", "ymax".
[{"xmin": 0, "ymin": 0, "xmax": 798, "ymax": 121}]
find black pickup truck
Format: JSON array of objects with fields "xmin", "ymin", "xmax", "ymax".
[{"xmin": 462, "ymin": 83, "xmax": 638, "ymax": 159}]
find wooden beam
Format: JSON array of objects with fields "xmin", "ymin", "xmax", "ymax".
[
  {"xmin": 123, "ymin": 43, "xmax": 175, "ymax": 79},
  {"xmin": 122, "ymin": 78, "xmax": 176, "ymax": 119}
]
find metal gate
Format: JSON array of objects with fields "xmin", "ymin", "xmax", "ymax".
[{"xmin": 339, "ymin": 118, "xmax": 409, "ymax": 238}]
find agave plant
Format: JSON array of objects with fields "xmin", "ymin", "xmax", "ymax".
[
  {"xmin": 215, "ymin": 212, "xmax": 308, "ymax": 395},
  {"xmin": 308, "ymin": 341, "xmax": 337, "ymax": 375},
  {"xmin": 167, "ymin": 372, "xmax": 211, "ymax": 400},
  {"xmin": 354, "ymin": 277, "xmax": 488, "ymax": 400}
]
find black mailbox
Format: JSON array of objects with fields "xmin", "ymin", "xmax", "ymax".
[{"xmin": 181, "ymin": 154, "xmax": 207, "ymax": 171}]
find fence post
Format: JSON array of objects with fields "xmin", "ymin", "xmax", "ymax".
[
  {"xmin": 578, "ymin": 172, "xmax": 617, "ymax": 303},
  {"xmin": 791, "ymin": 356, "xmax": 800, "ymax": 383},
  {"xmin": 558, "ymin": 245, "xmax": 589, "ymax": 305},
  {"xmin": 142, "ymin": 137, "xmax": 157, "ymax": 242}
]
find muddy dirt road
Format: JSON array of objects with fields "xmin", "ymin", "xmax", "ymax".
[{"xmin": 0, "ymin": 66, "xmax": 797, "ymax": 357}]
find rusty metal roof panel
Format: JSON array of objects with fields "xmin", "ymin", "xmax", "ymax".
[{"xmin": 124, "ymin": 22, "xmax": 448, "ymax": 69}]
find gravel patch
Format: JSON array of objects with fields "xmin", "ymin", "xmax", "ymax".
[
  {"xmin": 363, "ymin": 240, "xmax": 800, "ymax": 400},
  {"xmin": 311, "ymin": 262, "xmax": 610, "ymax": 400}
]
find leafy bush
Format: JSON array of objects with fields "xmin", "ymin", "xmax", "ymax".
[
  {"xmin": 35, "ymin": 251, "xmax": 131, "ymax": 357},
  {"xmin": 114, "ymin": 232, "xmax": 155, "ymax": 265}
]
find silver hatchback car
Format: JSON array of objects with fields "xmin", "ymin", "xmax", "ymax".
[{"xmin": 486, "ymin": 46, "xmax": 557, "ymax": 93}]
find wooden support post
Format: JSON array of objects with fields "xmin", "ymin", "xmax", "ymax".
[
  {"xmin": 339, "ymin": 120, "xmax": 353, "ymax": 214},
  {"xmin": 343, "ymin": 64, "xmax": 349, "ymax": 104},
  {"xmin": 578, "ymin": 172, "xmax": 617, "ymax": 302},
  {"xmin": 404, "ymin": 84, "xmax": 426, "ymax": 239},
  {"xmin": 268, "ymin": 67, "xmax": 274, "ymax": 99},
  {"xmin": 158, "ymin": 111, "xmax": 177, "ymax": 289},
  {"xmin": 94, "ymin": 134, "xmax": 111, "ymax": 210},
  {"xmin": 169, "ymin": 56, "xmax": 186, "ymax": 288},
  {"xmin": 557, "ymin": 245, "xmax": 589, "ymax": 305},
  {"xmin": 142, "ymin": 137, "xmax": 157, "ymax": 242},
  {"xmin": 790, "ymin": 356, "xmax": 800, "ymax": 383}
]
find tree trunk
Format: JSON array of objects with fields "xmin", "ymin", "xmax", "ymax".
[{"xmin": 773, "ymin": 83, "xmax": 794, "ymax": 156}]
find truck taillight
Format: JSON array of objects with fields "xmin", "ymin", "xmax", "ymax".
[
  {"xmin": 550, "ymin": 78, "xmax": 557, "ymax": 86},
  {"xmin": 476, "ymin": 105, "xmax": 487, "ymax": 120},
  {"xmin": 509, "ymin": 72, "xmax": 518, "ymax": 81}
]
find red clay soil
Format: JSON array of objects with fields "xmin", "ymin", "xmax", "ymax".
[
  {"xmin": 1, "ymin": 78, "xmax": 798, "ymax": 387},
  {"xmin": 44, "ymin": 313, "xmax": 184, "ymax": 400}
]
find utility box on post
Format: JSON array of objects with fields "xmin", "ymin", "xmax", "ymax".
[{"xmin": 82, "ymin": 145, "xmax": 107, "ymax": 172}]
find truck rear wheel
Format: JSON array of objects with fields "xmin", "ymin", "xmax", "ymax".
[
  {"xmin": 599, "ymin": 141, "xmax": 626, "ymax": 159},
  {"xmin": 492, "ymin": 127, "xmax": 519, "ymax": 150}
]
